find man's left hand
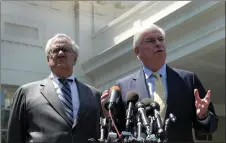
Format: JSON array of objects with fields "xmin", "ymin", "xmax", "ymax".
[{"xmin": 194, "ymin": 89, "xmax": 211, "ymax": 119}]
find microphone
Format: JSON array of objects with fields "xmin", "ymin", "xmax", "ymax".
[
  {"xmin": 108, "ymin": 86, "xmax": 120, "ymax": 110},
  {"xmin": 136, "ymin": 114, "xmax": 142, "ymax": 139},
  {"xmin": 125, "ymin": 91, "xmax": 139, "ymax": 131},
  {"xmin": 136, "ymin": 113, "xmax": 146, "ymax": 141},
  {"xmin": 103, "ymin": 95, "xmax": 110, "ymax": 111},
  {"xmin": 141, "ymin": 98, "xmax": 153, "ymax": 134},
  {"xmin": 168, "ymin": 113, "xmax": 176, "ymax": 122},
  {"xmin": 164, "ymin": 113, "xmax": 176, "ymax": 142},
  {"xmin": 99, "ymin": 117, "xmax": 106, "ymax": 142},
  {"xmin": 140, "ymin": 98, "xmax": 152, "ymax": 117},
  {"xmin": 150, "ymin": 102, "xmax": 164, "ymax": 139},
  {"xmin": 135, "ymin": 101, "xmax": 151, "ymax": 136},
  {"xmin": 102, "ymin": 86, "xmax": 120, "ymax": 136}
]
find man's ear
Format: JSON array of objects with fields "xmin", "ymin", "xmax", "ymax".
[
  {"xmin": 46, "ymin": 55, "xmax": 51, "ymax": 67},
  {"xmin": 47, "ymin": 55, "xmax": 49, "ymax": 62},
  {"xmin": 134, "ymin": 47, "xmax": 141, "ymax": 60},
  {"xmin": 73, "ymin": 55, "xmax": 78, "ymax": 65},
  {"xmin": 134, "ymin": 47, "xmax": 139, "ymax": 55}
]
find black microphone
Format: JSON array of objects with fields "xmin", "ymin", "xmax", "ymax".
[
  {"xmin": 103, "ymin": 95, "xmax": 110, "ymax": 111},
  {"xmin": 108, "ymin": 86, "xmax": 120, "ymax": 110},
  {"xmin": 164, "ymin": 113, "xmax": 176, "ymax": 142},
  {"xmin": 141, "ymin": 98, "xmax": 153, "ymax": 134},
  {"xmin": 125, "ymin": 91, "xmax": 139, "ymax": 131},
  {"xmin": 136, "ymin": 114, "xmax": 142, "ymax": 139},
  {"xmin": 103, "ymin": 86, "xmax": 120, "ymax": 134},
  {"xmin": 150, "ymin": 102, "xmax": 164, "ymax": 139},
  {"xmin": 135, "ymin": 101, "xmax": 151, "ymax": 136},
  {"xmin": 136, "ymin": 113, "xmax": 146, "ymax": 141},
  {"xmin": 141, "ymin": 98, "xmax": 153, "ymax": 117}
]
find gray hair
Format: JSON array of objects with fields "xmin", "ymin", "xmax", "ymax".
[
  {"xmin": 133, "ymin": 24, "xmax": 165, "ymax": 48},
  {"xmin": 45, "ymin": 33, "xmax": 79, "ymax": 56}
]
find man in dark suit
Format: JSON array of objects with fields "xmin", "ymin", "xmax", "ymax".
[
  {"xmin": 101, "ymin": 24, "xmax": 218, "ymax": 142},
  {"xmin": 7, "ymin": 34, "xmax": 101, "ymax": 143}
]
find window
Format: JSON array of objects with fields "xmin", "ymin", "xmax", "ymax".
[
  {"xmin": 1, "ymin": 85, "xmax": 18, "ymax": 143},
  {"xmin": 193, "ymin": 129, "xmax": 213, "ymax": 143}
]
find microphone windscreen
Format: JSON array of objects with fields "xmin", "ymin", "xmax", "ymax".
[
  {"xmin": 110, "ymin": 86, "xmax": 120, "ymax": 92},
  {"xmin": 141, "ymin": 98, "xmax": 152, "ymax": 115},
  {"xmin": 103, "ymin": 95, "xmax": 110, "ymax": 110},
  {"xmin": 150, "ymin": 101, "xmax": 160, "ymax": 111},
  {"xmin": 141, "ymin": 98, "xmax": 152, "ymax": 107},
  {"xmin": 105, "ymin": 86, "xmax": 120, "ymax": 110},
  {"xmin": 126, "ymin": 91, "xmax": 139, "ymax": 104},
  {"xmin": 135, "ymin": 101, "xmax": 145, "ymax": 110}
]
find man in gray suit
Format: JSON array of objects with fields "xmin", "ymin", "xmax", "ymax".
[{"xmin": 7, "ymin": 34, "xmax": 101, "ymax": 143}]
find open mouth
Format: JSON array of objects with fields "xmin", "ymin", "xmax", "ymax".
[
  {"xmin": 56, "ymin": 59, "xmax": 67, "ymax": 64},
  {"xmin": 156, "ymin": 49, "xmax": 164, "ymax": 53},
  {"xmin": 57, "ymin": 58, "xmax": 66, "ymax": 61},
  {"xmin": 57, "ymin": 60, "xmax": 66, "ymax": 62}
]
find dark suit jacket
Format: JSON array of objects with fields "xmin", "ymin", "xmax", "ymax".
[
  {"xmin": 114, "ymin": 65, "xmax": 218, "ymax": 142},
  {"xmin": 7, "ymin": 77, "xmax": 102, "ymax": 143}
]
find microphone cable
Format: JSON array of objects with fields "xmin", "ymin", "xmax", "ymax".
[{"xmin": 109, "ymin": 110, "xmax": 124, "ymax": 143}]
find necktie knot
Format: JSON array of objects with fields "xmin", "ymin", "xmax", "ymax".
[
  {"xmin": 58, "ymin": 78, "xmax": 73, "ymax": 85},
  {"xmin": 152, "ymin": 72, "xmax": 161, "ymax": 80}
]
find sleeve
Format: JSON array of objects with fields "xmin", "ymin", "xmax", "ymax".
[
  {"xmin": 97, "ymin": 90, "xmax": 102, "ymax": 139},
  {"xmin": 192, "ymin": 73, "xmax": 218, "ymax": 135},
  {"xmin": 92, "ymin": 88, "xmax": 102, "ymax": 139},
  {"xmin": 7, "ymin": 86, "xmax": 28, "ymax": 143},
  {"xmin": 114, "ymin": 81, "xmax": 126, "ymax": 133}
]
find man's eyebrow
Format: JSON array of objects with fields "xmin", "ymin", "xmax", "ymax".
[
  {"xmin": 145, "ymin": 36, "xmax": 164, "ymax": 40},
  {"xmin": 52, "ymin": 45, "xmax": 71, "ymax": 49}
]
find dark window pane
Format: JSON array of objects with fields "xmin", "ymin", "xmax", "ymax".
[
  {"xmin": 1, "ymin": 130, "xmax": 7, "ymax": 143},
  {"xmin": 208, "ymin": 134, "xmax": 212, "ymax": 141},
  {"xmin": 1, "ymin": 109, "xmax": 10, "ymax": 130},
  {"xmin": 194, "ymin": 130, "xmax": 213, "ymax": 141},
  {"xmin": 1, "ymin": 87, "xmax": 15, "ymax": 108}
]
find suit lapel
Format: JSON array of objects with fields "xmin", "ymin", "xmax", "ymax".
[
  {"xmin": 132, "ymin": 66, "xmax": 181, "ymax": 120},
  {"xmin": 72, "ymin": 79, "xmax": 89, "ymax": 128},
  {"xmin": 39, "ymin": 77, "xmax": 72, "ymax": 126},
  {"xmin": 132, "ymin": 69, "xmax": 150, "ymax": 100},
  {"xmin": 165, "ymin": 65, "xmax": 181, "ymax": 116}
]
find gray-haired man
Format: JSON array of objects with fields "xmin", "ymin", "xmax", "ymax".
[{"xmin": 8, "ymin": 34, "xmax": 101, "ymax": 143}]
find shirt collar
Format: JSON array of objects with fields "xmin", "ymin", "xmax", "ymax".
[
  {"xmin": 50, "ymin": 72, "xmax": 75, "ymax": 81},
  {"xmin": 143, "ymin": 64, "xmax": 167, "ymax": 79}
]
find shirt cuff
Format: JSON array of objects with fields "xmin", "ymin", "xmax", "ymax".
[{"xmin": 197, "ymin": 111, "xmax": 210, "ymax": 124}]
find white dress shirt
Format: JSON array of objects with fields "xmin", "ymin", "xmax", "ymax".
[
  {"xmin": 143, "ymin": 64, "xmax": 168, "ymax": 99},
  {"xmin": 50, "ymin": 72, "xmax": 80, "ymax": 118}
]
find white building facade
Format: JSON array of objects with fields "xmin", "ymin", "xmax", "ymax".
[{"xmin": 1, "ymin": 1, "xmax": 225, "ymax": 142}]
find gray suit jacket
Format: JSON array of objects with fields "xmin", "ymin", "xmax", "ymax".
[{"xmin": 7, "ymin": 77, "xmax": 102, "ymax": 143}]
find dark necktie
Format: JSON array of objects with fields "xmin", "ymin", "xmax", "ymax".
[{"xmin": 58, "ymin": 78, "xmax": 73, "ymax": 125}]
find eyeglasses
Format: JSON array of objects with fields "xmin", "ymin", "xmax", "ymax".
[
  {"xmin": 143, "ymin": 37, "xmax": 165, "ymax": 44},
  {"xmin": 49, "ymin": 47, "xmax": 74, "ymax": 56}
]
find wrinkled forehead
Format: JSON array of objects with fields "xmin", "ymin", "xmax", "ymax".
[
  {"xmin": 51, "ymin": 37, "xmax": 72, "ymax": 48},
  {"xmin": 142, "ymin": 29, "xmax": 163, "ymax": 39}
]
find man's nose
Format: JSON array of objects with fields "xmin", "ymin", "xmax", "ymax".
[
  {"xmin": 155, "ymin": 40, "xmax": 161, "ymax": 47},
  {"xmin": 58, "ymin": 50, "xmax": 65, "ymax": 56}
]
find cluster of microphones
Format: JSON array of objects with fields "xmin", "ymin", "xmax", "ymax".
[{"xmin": 88, "ymin": 86, "xmax": 176, "ymax": 143}]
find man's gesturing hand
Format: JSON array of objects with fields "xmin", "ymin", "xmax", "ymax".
[
  {"xmin": 101, "ymin": 90, "xmax": 109, "ymax": 117},
  {"xmin": 194, "ymin": 89, "xmax": 211, "ymax": 119}
]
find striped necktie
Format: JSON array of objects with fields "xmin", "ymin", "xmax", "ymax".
[
  {"xmin": 152, "ymin": 72, "xmax": 166, "ymax": 120},
  {"xmin": 58, "ymin": 78, "xmax": 73, "ymax": 125}
]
